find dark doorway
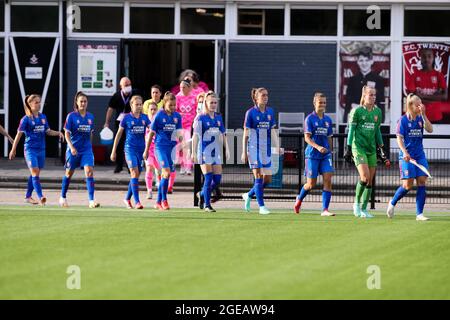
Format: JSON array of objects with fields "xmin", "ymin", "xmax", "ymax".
[{"xmin": 122, "ymin": 40, "xmax": 215, "ymax": 99}]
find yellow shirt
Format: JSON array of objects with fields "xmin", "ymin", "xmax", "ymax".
[{"xmin": 143, "ymin": 99, "xmax": 164, "ymax": 116}]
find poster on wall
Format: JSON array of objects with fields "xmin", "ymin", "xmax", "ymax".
[
  {"xmin": 339, "ymin": 41, "xmax": 391, "ymax": 124},
  {"xmin": 77, "ymin": 45, "xmax": 117, "ymax": 96},
  {"xmin": 402, "ymin": 42, "xmax": 450, "ymax": 125}
]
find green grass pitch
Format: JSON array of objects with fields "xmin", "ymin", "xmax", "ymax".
[{"xmin": 1, "ymin": 206, "xmax": 450, "ymax": 299}]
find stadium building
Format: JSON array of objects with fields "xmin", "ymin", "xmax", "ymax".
[{"xmin": 1, "ymin": 0, "xmax": 449, "ymax": 158}]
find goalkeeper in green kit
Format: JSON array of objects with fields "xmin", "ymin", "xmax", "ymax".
[{"xmin": 344, "ymin": 86, "xmax": 391, "ymax": 218}]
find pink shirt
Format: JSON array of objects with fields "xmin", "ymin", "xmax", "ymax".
[{"xmin": 176, "ymin": 92, "xmax": 197, "ymax": 129}]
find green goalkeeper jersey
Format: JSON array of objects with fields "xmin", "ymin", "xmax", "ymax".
[{"xmin": 348, "ymin": 105, "xmax": 383, "ymax": 154}]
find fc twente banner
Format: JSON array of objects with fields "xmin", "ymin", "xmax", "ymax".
[
  {"xmin": 402, "ymin": 42, "xmax": 450, "ymax": 124},
  {"xmin": 339, "ymin": 41, "xmax": 391, "ymax": 124}
]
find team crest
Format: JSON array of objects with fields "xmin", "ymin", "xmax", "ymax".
[
  {"xmin": 362, "ymin": 116, "xmax": 366, "ymax": 120},
  {"xmin": 325, "ymin": 122, "xmax": 329, "ymax": 127},
  {"xmin": 315, "ymin": 122, "xmax": 318, "ymax": 126},
  {"xmin": 431, "ymin": 76, "xmax": 437, "ymax": 84},
  {"xmin": 419, "ymin": 121, "xmax": 423, "ymax": 127},
  {"xmin": 408, "ymin": 123, "xmax": 412, "ymax": 127},
  {"xmin": 163, "ymin": 118, "xmax": 166, "ymax": 123},
  {"xmin": 207, "ymin": 122, "xmax": 210, "ymax": 126},
  {"xmin": 404, "ymin": 170, "xmax": 409, "ymax": 176},
  {"xmin": 88, "ymin": 119, "xmax": 92, "ymax": 125},
  {"xmin": 77, "ymin": 120, "xmax": 80, "ymax": 124},
  {"xmin": 131, "ymin": 121, "xmax": 134, "ymax": 125},
  {"xmin": 374, "ymin": 115, "xmax": 378, "ymax": 122},
  {"xmin": 268, "ymin": 115, "xmax": 272, "ymax": 121},
  {"xmin": 416, "ymin": 76, "xmax": 421, "ymax": 82},
  {"xmin": 42, "ymin": 119, "xmax": 46, "ymax": 124},
  {"xmin": 218, "ymin": 121, "xmax": 221, "ymax": 126},
  {"xmin": 256, "ymin": 116, "xmax": 260, "ymax": 121},
  {"xmin": 32, "ymin": 121, "xmax": 35, "ymax": 125},
  {"xmin": 142, "ymin": 120, "xmax": 145, "ymax": 125},
  {"xmin": 174, "ymin": 118, "xmax": 178, "ymax": 124}
]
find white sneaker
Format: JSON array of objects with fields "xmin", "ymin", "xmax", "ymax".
[
  {"xmin": 185, "ymin": 170, "xmax": 192, "ymax": 176},
  {"xmin": 353, "ymin": 203, "xmax": 361, "ymax": 217},
  {"xmin": 59, "ymin": 197, "xmax": 69, "ymax": 208},
  {"xmin": 416, "ymin": 214, "xmax": 430, "ymax": 221},
  {"xmin": 146, "ymin": 191, "xmax": 153, "ymax": 199},
  {"xmin": 386, "ymin": 202, "xmax": 395, "ymax": 218},
  {"xmin": 123, "ymin": 199, "xmax": 133, "ymax": 209},
  {"xmin": 321, "ymin": 210, "xmax": 336, "ymax": 217},
  {"xmin": 180, "ymin": 168, "xmax": 186, "ymax": 175},
  {"xmin": 259, "ymin": 206, "xmax": 271, "ymax": 215},
  {"xmin": 242, "ymin": 193, "xmax": 251, "ymax": 212},
  {"xmin": 89, "ymin": 200, "xmax": 100, "ymax": 208},
  {"xmin": 360, "ymin": 209, "xmax": 374, "ymax": 218}
]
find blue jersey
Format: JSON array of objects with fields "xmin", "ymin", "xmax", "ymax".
[
  {"xmin": 396, "ymin": 114, "xmax": 426, "ymax": 160},
  {"xmin": 244, "ymin": 106, "xmax": 276, "ymax": 151},
  {"xmin": 18, "ymin": 113, "xmax": 50, "ymax": 151},
  {"xmin": 120, "ymin": 113, "xmax": 151, "ymax": 151},
  {"xmin": 193, "ymin": 113, "xmax": 225, "ymax": 154},
  {"xmin": 304, "ymin": 111, "xmax": 333, "ymax": 159},
  {"xmin": 150, "ymin": 109, "xmax": 182, "ymax": 149},
  {"xmin": 64, "ymin": 111, "xmax": 94, "ymax": 153}
]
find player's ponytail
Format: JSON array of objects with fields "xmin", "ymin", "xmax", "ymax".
[
  {"xmin": 203, "ymin": 91, "xmax": 217, "ymax": 114},
  {"xmin": 405, "ymin": 93, "xmax": 420, "ymax": 115},
  {"xmin": 24, "ymin": 94, "xmax": 41, "ymax": 117},
  {"xmin": 360, "ymin": 85, "xmax": 376, "ymax": 106},
  {"xmin": 73, "ymin": 91, "xmax": 88, "ymax": 111},
  {"xmin": 313, "ymin": 92, "xmax": 326, "ymax": 107}
]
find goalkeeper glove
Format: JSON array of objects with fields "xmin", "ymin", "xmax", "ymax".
[
  {"xmin": 344, "ymin": 146, "xmax": 353, "ymax": 164},
  {"xmin": 377, "ymin": 145, "xmax": 391, "ymax": 168}
]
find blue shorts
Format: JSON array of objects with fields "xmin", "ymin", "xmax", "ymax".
[
  {"xmin": 400, "ymin": 157, "xmax": 429, "ymax": 179},
  {"xmin": 155, "ymin": 147, "xmax": 175, "ymax": 172},
  {"xmin": 125, "ymin": 149, "xmax": 144, "ymax": 172},
  {"xmin": 198, "ymin": 149, "xmax": 223, "ymax": 165},
  {"xmin": 24, "ymin": 148, "xmax": 45, "ymax": 169},
  {"xmin": 248, "ymin": 147, "xmax": 271, "ymax": 170},
  {"xmin": 65, "ymin": 149, "xmax": 95, "ymax": 170},
  {"xmin": 304, "ymin": 157, "xmax": 334, "ymax": 179}
]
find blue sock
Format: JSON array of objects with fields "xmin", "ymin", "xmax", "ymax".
[
  {"xmin": 416, "ymin": 186, "xmax": 426, "ymax": 215},
  {"xmin": 297, "ymin": 186, "xmax": 310, "ymax": 202},
  {"xmin": 391, "ymin": 186, "xmax": 409, "ymax": 206},
  {"xmin": 157, "ymin": 179, "xmax": 163, "ymax": 203},
  {"xmin": 32, "ymin": 176, "xmax": 43, "ymax": 199},
  {"xmin": 86, "ymin": 177, "xmax": 95, "ymax": 201},
  {"xmin": 248, "ymin": 185, "xmax": 255, "ymax": 198},
  {"xmin": 211, "ymin": 174, "xmax": 222, "ymax": 192},
  {"xmin": 322, "ymin": 190, "xmax": 332, "ymax": 211},
  {"xmin": 255, "ymin": 178, "xmax": 264, "ymax": 207},
  {"xmin": 61, "ymin": 176, "xmax": 70, "ymax": 198},
  {"xmin": 161, "ymin": 178, "xmax": 169, "ymax": 201},
  {"xmin": 26, "ymin": 175, "xmax": 34, "ymax": 198},
  {"xmin": 203, "ymin": 173, "xmax": 213, "ymax": 207},
  {"xmin": 131, "ymin": 178, "xmax": 140, "ymax": 204},
  {"xmin": 126, "ymin": 181, "xmax": 133, "ymax": 201}
]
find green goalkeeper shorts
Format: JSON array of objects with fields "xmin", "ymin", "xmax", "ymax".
[{"xmin": 353, "ymin": 149, "xmax": 377, "ymax": 167}]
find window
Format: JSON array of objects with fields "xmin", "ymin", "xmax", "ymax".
[
  {"xmin": 130, "ymin": 7, "xmax": 174, "ymax": 34},
  {"xmin": 181, "ymin": 7, "xmax": 225, "ymax": 35},
  {"xmin": 344, "ymin": 9, "xmax": 390, "ymax": 36},
  {"xmin": 238, "ymin": 9, "xmax": 284, "ymax": 35},
  {"xmin": 74, "ymin": 5, "xmax": 124, "ymax": 33},
  {"xmin": 404, "ymin": 10, "xmax": 450, "ymax": 37},
  {"xmin": 11, "ymin": 4, "xmax": 59, "ymax": 32},
  {"xmin": 291, "ymin": 9, "xmax": 337, "ymax": 36}
]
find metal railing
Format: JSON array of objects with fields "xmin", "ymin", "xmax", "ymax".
[{"xmin": 193, "ymin": 133, "xmax": 450, "ymax": 208}]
